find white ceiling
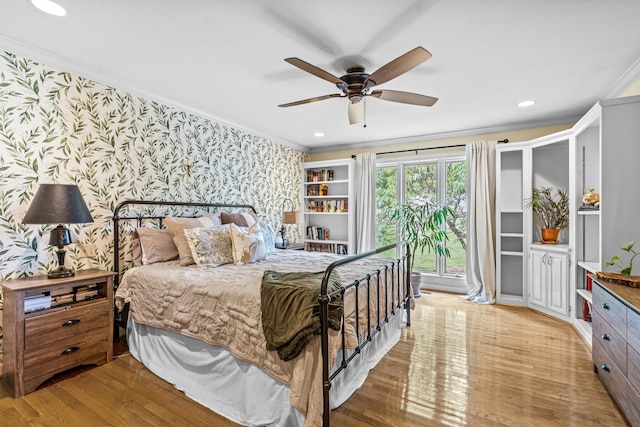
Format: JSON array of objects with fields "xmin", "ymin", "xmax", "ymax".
[{"xmin": 1, "ymin": 0, "xmax": 640, "ymax": 153}]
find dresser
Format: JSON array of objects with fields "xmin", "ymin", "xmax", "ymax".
[
  {"xmin": 592, "ymin": 277, "xmax": 640, "ymax": 425},
  {"xmin": 1, "ymin": 269, "xmax": 114, "ymax": 398}
]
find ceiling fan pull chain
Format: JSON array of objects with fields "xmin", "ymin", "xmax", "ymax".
[{"xmin": 363, "ymin": 98, "xmax": 367, "ymax": 128}]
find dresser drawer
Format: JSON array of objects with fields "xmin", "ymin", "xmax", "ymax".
[
  {"xmin": 592, "ymin": 311, "xmax": 627, "ymax": 375},
  {"xmin": 629, "ymin": 345, "xmax": 640, "ymax": 393},
  {"xmin": 593, "ymin": 341, "xmax": 640, "ymax": 426},
  {"xmin": 23, "ymin": 331, "xmax": 108, "ymax": 380},
  {"xmin": 24, "ymin": 299, "xmax": 109, "ymax": 349},
  {"xmin": 628, "ymin": 307, "xmax": 640, "ymax": 353},
  {"xmin": 593, "ymin": 283, "xmax": 626, "ymax": 337}
]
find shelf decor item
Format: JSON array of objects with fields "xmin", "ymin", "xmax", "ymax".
[
  {"xmin": 22, "ymin": 183, "xmax": 94, "ymax": 279},
  {"xmin": 389, "ymin": 202, "xmax": 452, "ymax": 297},
  {"xmin": 581, "ymin": 187, "xmax": 600, "ymax": 209},
  {"xmin": 598, "ymin": 240, "xmax": 640, "ymax": 287},
  {"xmin": 523, "ymin": 186, "xmax": 569, "ymax": 244}
]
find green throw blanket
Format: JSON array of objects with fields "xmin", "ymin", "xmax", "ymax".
[{"xmin": 261, "ymin": 270, "xmax": 343, "ymax": 361}]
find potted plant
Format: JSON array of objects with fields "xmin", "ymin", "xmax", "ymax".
[
  {"xmin": 523, "ymin": 187, "xmax": 569, "ymax": 244},
  {"xmin": 597, "ymin": 241, "xmax": 640, "ymax": 287},
  {"xmin": 389, "ymin": 201, "xmax": 453, "ymax": 297}
]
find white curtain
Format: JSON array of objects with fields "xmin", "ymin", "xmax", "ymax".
[
  {"xmin": 355, "ymin": 153, "xmax": 376, "ymax": 253},
  {"xmin": 463, "ymin": 140, "xmax": 497, "ymax": 304}
]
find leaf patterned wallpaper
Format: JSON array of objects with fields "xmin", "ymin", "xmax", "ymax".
[{"xmin": 0, "ymin": 50, "xmax": 309, "ymax": 365}]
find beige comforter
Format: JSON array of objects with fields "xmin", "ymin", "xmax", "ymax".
[{"xmin": 115, "ymin": 250, "xmax": 409, "ymax": 426}]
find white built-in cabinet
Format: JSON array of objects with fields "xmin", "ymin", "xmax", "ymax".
[
  {"xmin": 529, "ymin": 244, "xmax": 570, "ymax": 317},
  {"xmin": 301, "ymin": 159, "xmax": 356, "ymax": 255},
  {"xmin": 497, "ymin": 94, "xmax": 640, "ymax": 345},
  {"xmin": 496, "ymin": 130, "xmax": 572, "ymax": 320}
]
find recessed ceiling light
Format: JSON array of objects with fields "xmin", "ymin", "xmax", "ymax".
[
  {"xmin": 31, "ymin": 0, "xmax": 66, "ymax": 16},
  {"xmin": 517, "ymin": 100, "xmax": 536, "ymax": 108},
  {"xmin": 314, "ymin": 132, "xmax": 325, "ymax": 137}
]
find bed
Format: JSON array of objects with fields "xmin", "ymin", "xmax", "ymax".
[{"xmin": 112, "ymin": 200, "xmax": 412, "ymax": 427}]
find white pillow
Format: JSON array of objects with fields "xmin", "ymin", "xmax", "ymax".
[
  {"xmin": 183, "ymin": 225, "xmax": 233, "ymax": 268},
  {"xmin": 229, "ymin": 223, "xmax": 267, "ymax": 265},
  {"xmin": 259, "ymin": 222, "xmax": 277, "ymax": 255}
]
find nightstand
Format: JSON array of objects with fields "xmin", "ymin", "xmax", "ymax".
[
  {"xmin": 1, "ymin": 269, "xmax": 115, "ymax": 398},
  {"xmin": 276, "ymin": 243, "xmax": 305, "ymax": 250}
]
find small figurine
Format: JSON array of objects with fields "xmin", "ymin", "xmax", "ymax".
[{"xmin": 582, "ymin": 188, "xmax": 600, "ymax": 207}]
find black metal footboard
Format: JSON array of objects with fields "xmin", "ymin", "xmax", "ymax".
[{"xmin": 319, "ymin": 242, "xmax": 411, "ymax": 426}]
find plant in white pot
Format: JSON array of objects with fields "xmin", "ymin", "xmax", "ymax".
[
  {"xmin": 523, "ymin": 186, "xmax": 569, "ymax": 244},
  {"xmin": 389, "ymin": 201, "xmax": 452, "ymax": 297}
]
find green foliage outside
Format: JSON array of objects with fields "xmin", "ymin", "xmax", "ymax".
[{"xmin": 375, "ymin": 161, "xmax": 467, "ymax": 276}]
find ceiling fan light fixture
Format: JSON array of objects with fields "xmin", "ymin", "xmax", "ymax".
[
  {"xmin": 349, "ymin": 96, "xmax": 363, "ymax": 104},
  {"xmin": 31, "ymin": 0, "xmax": 66, "ymax": 16},
  {"xmin": 348, "ymin": 100, "xmax": 364, "ymax": 125}
]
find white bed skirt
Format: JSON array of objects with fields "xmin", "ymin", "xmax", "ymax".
[{"xmin": 127, "ymin": 313, "xmax": 403, "ymax": 426}]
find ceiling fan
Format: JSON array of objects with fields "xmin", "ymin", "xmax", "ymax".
[{"xmin": 278, "ymin": 46, "xmax": 438, "ymax": 125}]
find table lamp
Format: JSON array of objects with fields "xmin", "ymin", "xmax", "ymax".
[
  {"xmin": 278, "ymin": 198, "xmax": 299, "ymax": 248},
  {"xmin": 23, "ymin": 184, "xmax": 94, "ymax": 278}
]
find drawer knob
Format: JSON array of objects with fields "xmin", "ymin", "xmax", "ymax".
[
  {"xmin": 61, "ymin": 346, "xmax": 80, "ymax": 355},
  {"xmin": 601, "ymin": 334, "xmax": 610, "ymax": 341},
  {"xmin": 601, "ymin": 364, "xmax": 610, "ymax": 372},
  {"xmin": 601, "ymin": 303, "xmax": 610, "ymax": 310},
  {"xmin": 62, "ymin": 319, "xmax": 81, "ymax": 327}
]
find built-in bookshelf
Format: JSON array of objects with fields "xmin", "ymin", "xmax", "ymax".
[
  {"xmin": 302, "ymin": 159, "xmax": 355, "ymax": 255},
  {"xmin": 572, "ymin": 95, "xmax": 640, "ymax": 345}
]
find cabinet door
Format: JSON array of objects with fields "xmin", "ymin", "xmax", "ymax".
[
  {"xmin": 529, "ymin": 250, "xmax": 546, "ymax": 308},
  {"xmin": 546, "ymin": 253, "xmax": 569, "ymax": 316}
]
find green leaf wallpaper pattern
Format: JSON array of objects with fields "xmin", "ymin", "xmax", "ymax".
[{"xmin": 0, "ymin": 50, "xmax": 309, "ymax": 365}]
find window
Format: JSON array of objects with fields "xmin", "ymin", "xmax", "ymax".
[{"xmin": 376, "ymin": 154, "xmax": 467, "ymax": 290}]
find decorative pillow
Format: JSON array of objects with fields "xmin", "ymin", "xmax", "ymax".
[
  {"xmin": 164, "ymin": 216, "xmax": 221, "ymax": 266},
  {"xmin": 220, "ymin": 211, "xmax": 258, "ymax": 227},
  {"xmin": 229, "ymin": 223, "xmax": 267, "ymax": 265},
  {"xmin": 136, "ymin": 228, "xmax": 179, "ymax": 265},
  {"xmin": 260, "ymin": 222, "xmax": 277, "ymax": 255},
  {"xmin": 183, "ymin": 226, "xmax": 233, "ymax": 268}
]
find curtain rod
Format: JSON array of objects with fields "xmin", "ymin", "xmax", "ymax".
[{"xmin": 351, "ymin": 139, "xmax": 509, "ymax": 158}]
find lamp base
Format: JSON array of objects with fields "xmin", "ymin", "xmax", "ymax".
[{"xmin": 48, "ymin": 267, "xmax": 74, "ymax": 279}]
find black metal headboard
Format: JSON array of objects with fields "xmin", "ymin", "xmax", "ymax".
[{"xmin": 112, "ymin": 200, "xmax": 257, "ymax": 289}]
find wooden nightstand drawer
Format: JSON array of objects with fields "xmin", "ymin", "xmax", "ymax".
[
  {"xmin": 24, "ymin": 331, "xmax": 108, "ymax": 377},
  {"xmin": 592, "ymin": 311, "xmax": 627, "ymax": 375},
  {"xmin": 593, "ymin": 283, "xmax": 626, "ymax": 337},
  {"xmin": 24, "ymin": 299, "xmax": 109, "ymax": 349}
]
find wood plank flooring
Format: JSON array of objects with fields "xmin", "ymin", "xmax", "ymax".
[{"xmin": 0, "ymin": 292, "xmax": 629, "ymax": 426}]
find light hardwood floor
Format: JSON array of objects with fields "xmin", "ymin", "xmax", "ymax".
[{"xmin": 0, "ymin": 292, "xmax": 629, "ymax": 426}]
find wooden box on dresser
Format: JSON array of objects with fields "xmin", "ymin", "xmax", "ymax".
[
  {"xmin": 592, "ymin": 276, "xmax": 640, "ymax": 425},
  {"xmin": 1, "ymin": 269, "xmax": 114, "ymax": 398}
]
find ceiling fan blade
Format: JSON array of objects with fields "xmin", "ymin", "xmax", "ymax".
[
  {"xmin": 365, "ymin": 47, "xmax": 432, "ymax": 86},
  {"xmin": 348, "ymin": 101, "xmax": 364, "ymax": 125},
  {"xmin": 278, "ymin": 93, "xmax": 344, "ymax": 108},
  {"xmin": 370, "ymin": 90, "xmax": 438, "ymax": 106},
  {"xmin": 284, "ymin": 58, "xmax": 344, "ymax": 85}
]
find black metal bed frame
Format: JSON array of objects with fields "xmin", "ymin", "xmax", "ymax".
[{"xmin": 112, "ymin": 200, "xmax": 412, "ymax": 427}]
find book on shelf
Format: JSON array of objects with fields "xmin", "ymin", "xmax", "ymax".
[
  {"xmin": 306, "ymin": 199, "xmax": 348, "ymax": 213},
  {"xmin": 306, "ymin": 226, "xmax": 330, "ymax": 241},
  {"xmin": 306, "ymin": 169, "xmax": 334, "ymax": 183},
  {"xmin": 305, "ymin": 242, "xmax": 348, "ymax": 255},
  {"xmin": 25, "ymin": 292, "xmax": 51, "ymax": 313}
]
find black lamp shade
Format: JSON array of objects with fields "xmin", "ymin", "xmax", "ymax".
[{"xmin": 23, "ymin": 184, "xmax": 93, "ymax": 225}]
